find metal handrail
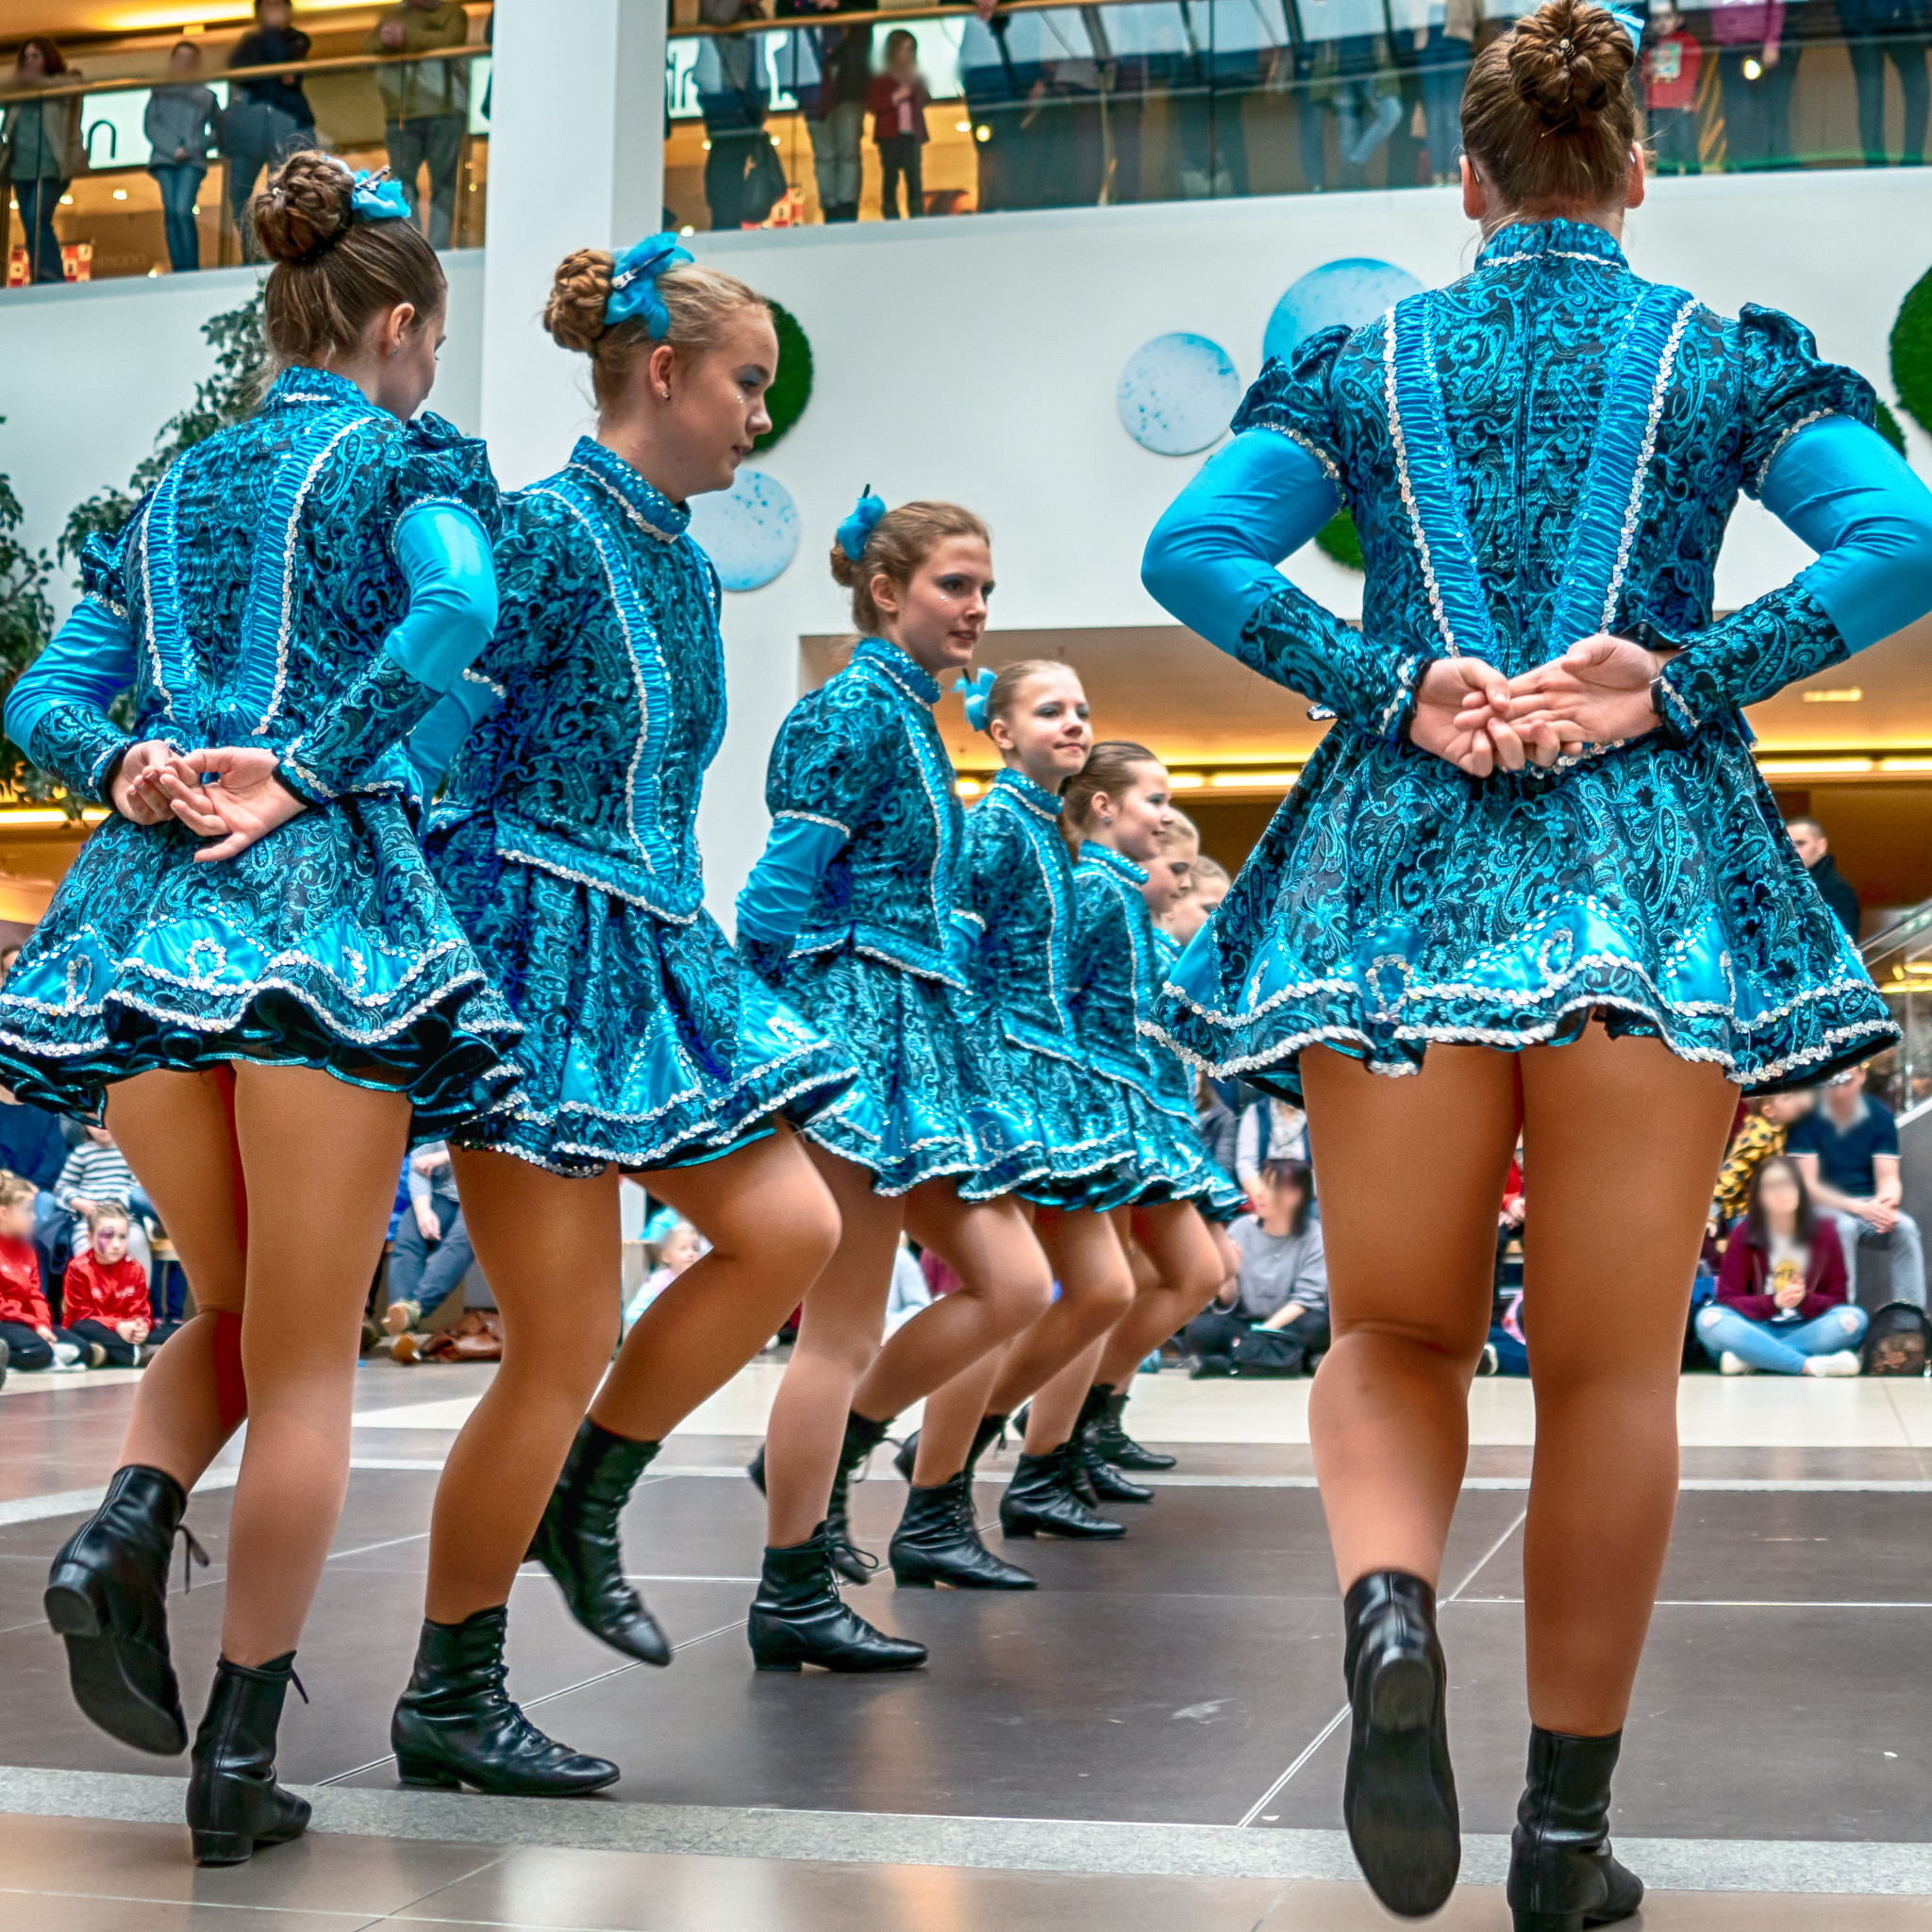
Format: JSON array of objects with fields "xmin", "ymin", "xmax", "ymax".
[
  {"xmin": 0, "ymin": 42, "xmax": 490, "ymax": 108},
  {"xmin": 671, "ymin": 0, "xmax": 1227, "ymax": 36}
]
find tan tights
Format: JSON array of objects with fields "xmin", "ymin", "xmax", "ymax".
[
  {"xmin": 1301, "ymin": 1024, "xmax": 1737, "ymax": 1735},
  {"xmin": 106, "ymin": 1064, "xmax": 409, "ymax": 1667},
  {"xmin": 423, "ymin": 1124, "xmax": 839, "ymax": 1624}
]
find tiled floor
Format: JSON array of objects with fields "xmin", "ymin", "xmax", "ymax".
[{"xmin": 2, "ymin": 1357, "xmax": 1929, "ymax": 1929}]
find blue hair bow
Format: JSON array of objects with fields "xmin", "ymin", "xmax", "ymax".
[
  {"xmin": 349, "ymin": 167, "xmax": 411, "ymax": 224},
  {"xmin": 607, "ymin": 232, "xmax": 695, "ymax": 339},
  {"xmin": 954, "ymin": 668, "xmax": 997, "ymax": 734},
  {"xmin": 836, "ymin": 486, "xmax": 887, "ymax": 563}
]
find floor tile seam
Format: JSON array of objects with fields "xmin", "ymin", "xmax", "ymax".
[{"xmin": 0, "ymin": 1880, "xmax": 381, "ymax": 1921}]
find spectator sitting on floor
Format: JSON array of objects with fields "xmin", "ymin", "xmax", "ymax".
[
  {"xmin": 0, "ymin": 1081, "xmax": 79, "ymax": 1289},
  {"xmin": 623, "ymin": 1216, "xmax": 707, "ymax": 1335},
  {"xmin": 384, "ymin": 1141, "xmax": 475, "ymax": 1357},
  {"xmin": 53, "ymin": 1124, "xmax": 151, "ymax": 1281},
  {"xmin": 0, "ymin": 1173, "xmax": 100, "ymax": 1372},
  {"xmin": 60, "ymin": 1207, "xmax": 154, "ymax": 1367},
  {"xmin": 1183, "ymin": 1158, "xmax": 1328, "ymax": 1374},
  {"xmin": 1235, "ymin": 1092, "xmax": 1309, "ymax": 1193},
  {"xmin": 1694, "ymin": 1156, "xmax": 1866, "ymax": 1374},
  {"xmin": 1712, "ymin": 1091, "xmax": 1816, "ymax": 1230},
  {"xmin": 1787, "ymin": 1065, "xmax": 1926, "ymax": 1310}
]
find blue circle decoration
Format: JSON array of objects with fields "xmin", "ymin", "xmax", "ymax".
[
  {"xmin": 686, "ymin": 469, "xmax": 799, "ymax": 592},
  {"xmin": 1116, "ymin": 332, "xmax": 1243, "ymax": 456},
  {"xmin": 1263, "ymin": 258, "xmax": 1425, "ymax": 367}
]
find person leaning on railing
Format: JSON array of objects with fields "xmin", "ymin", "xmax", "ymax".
[
  {"xmin": 223, "ymin": 0, "xmax": 317, "ymax": 257},
  {"xmin": 364, "ymin": 0, "xmax": 472, "ymax": 251},
  {"xmin": 0, "ymin": 38, "xmax": 86, "ymax": 286},
  {"xmin": 145, "ymin": 41, "xmax": 219, "ymax": 275}
]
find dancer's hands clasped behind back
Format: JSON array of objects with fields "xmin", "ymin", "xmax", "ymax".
[
  {"xmin": 109, "ymin": 741, "xmax": 308, "ymax": 862},
  {"xmin": 1408, "ymin": 634, "xmax": 1665, "ymax": 778}
]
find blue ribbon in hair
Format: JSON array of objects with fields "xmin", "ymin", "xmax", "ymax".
[
  {"xmin": 606, "ymin": 232, "xmax": 695, "ymax": 338},
  {"xmin": 349, "ymin": 168, "xmax": 412, "ymax": 224},
  {"xmin": 837, "ymin": 486, "xmax": 887, "ymax": 562},
  {"xmin": 954, "ymin": 668, "xmax": 997, "ymax": 733}
]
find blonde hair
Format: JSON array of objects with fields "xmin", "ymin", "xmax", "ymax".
[
  {"xmin": 87, "ymin": 1205, "xmax": 131, "ymax": 1235},
  {"xmin": 543, "ymin": 249, "xmax": 771, "ymax": 411},
  {"xmin": 829, "ymin": 500, "xmax": 991, "ymax": 636},
  {"xmin": 0, "ymin": 1172, "xmax": 36, "ymax": 1213}
]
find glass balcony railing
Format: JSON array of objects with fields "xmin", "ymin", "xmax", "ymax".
[
  {"xmin": 664, "ymin": 0, "xmax": 1932, "ymax": 231},
  {"xmin": 1862, "ymin": 908, "xmax": 1932, "ymax": 1122},
  {"xmin": 1, "ymin": 43, "xmax": 491, "ymax": 288}
]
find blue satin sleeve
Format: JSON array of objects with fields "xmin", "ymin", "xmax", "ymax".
[
  {"xmin": 407, "ymin": 672, "xmax": 505, "ymax": 799},
  {"xmin": 5, "ymin": 596, "xmax": 140, "ymax": 803},
  {"xmin": 736, "ymin": 813, "xmax": 849, "ymax": 947},
  {"xmin": 1141, "ymin": 431, "xmax": 1339, "ymax": 655},
  {"xmin": 279, "ymin": 502, "xmax": 499, "ymax": 804}
]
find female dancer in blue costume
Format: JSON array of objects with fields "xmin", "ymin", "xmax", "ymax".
[
  {"xmin": 733, "ymin": 498, "xmax": 1058, "ymax": 1668},
  {"xmin": 0, "ymin": 153, "xmax": 518, "ymax": 1863},
  {"xmin": 1141, "ymin": 2, "xmax": 1932, "ymax": 1922},
  {"xmin": 899, "ymin": 661, "xmax": 1150, "ymax": 1554},
  {"xmin": 389, "ymin": 239, "xmax": 853, "ymax": 1788}
]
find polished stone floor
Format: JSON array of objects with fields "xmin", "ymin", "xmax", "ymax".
[{"xmin": 2, "ymin": 1358, "xmax": 1929, "ymax": 1930}]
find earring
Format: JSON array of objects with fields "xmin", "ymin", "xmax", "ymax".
[{"xmin": 658, "ymin": 387, "xmax": 671, "ymax": 401}]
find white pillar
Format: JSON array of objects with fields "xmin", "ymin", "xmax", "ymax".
[{"xmin": 479, "ymin": 0, "xmax": 666, "ymax": 489}]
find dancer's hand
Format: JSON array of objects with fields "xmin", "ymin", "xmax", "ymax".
[
  {"xmin": 1502, "ymin": 635, "xmax": 1662, "ymax": 752},
  {"xmin": 157, "ymin": 747, "xmax": 308, "ymax": 862},
  {"xmin": 1409, "ymin": 658, "xmax": 1563, "ymax": 776},
  {"xmin": 109, "ymin": 741, "xmax": 184, "ymax": 825}
]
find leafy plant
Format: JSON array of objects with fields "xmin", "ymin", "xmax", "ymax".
[
  {"xmin": 754, "ymin": 299, "xmax": 812, "ymax": 454},
  {"xmin": 1875, "ymin": 397, "xmax": 1907, "ymax": 457},
  {"xmin": 1893, "ymin": 266, "xmax": 1932, "ymax": 441},
  {"xmin": 1315, "ymin": 508, "xmax": 1363, "ymax": 572}
]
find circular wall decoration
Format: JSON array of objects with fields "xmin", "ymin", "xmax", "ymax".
[
  {"xmin": 756, "ymin": 299, "xmax": 812, "ymax": 454},
  {"xmin": 1315, "ymin": 508, "xmax": 1363, "ymax": 572},
  {"xmin": 1116, "ymin": 332, "xmax": 1243, "ymax": 456},
  {"xmin": 1892, "ymin": 267, "xmax": 1932, "ymax": 439},
  {"xmin": 1263, "ymin": 258, "xmax": 1424, "ymax": 367},
  {"xmin": 687, "ymin": 469, "xmax": 799, "ymax": 592}
]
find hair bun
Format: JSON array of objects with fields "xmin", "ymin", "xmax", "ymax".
[
  {"xmin": 544, "ymin": 248, "xmax": 614, "ymax": 354},
  {"xmin": 251, "ymin": 150, "xmax": 354, "ymax": 265},
  {"xmin": 1507, "ymin": 0, "xmax": 1632, "ymax": 131}
]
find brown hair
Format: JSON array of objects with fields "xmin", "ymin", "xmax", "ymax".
[
  {"xmin": 543, "ymin": 248, "xmax": 770, "ymax": 412},
  {"xmin": 0, "ymin": 1172, "xmax": 35, "ymax": 1212},
  {"xmin": 1063, "ymin": 740, "xmax": 1164, "ymax": 837},
  {"xmin": 253, "ymin": 152, "xmax": 446, "ymax": 367},
  {"xmin": 87, "ymin": 1204, "xmax": 131, "ymax": 1234},
  {"xmin": 982, "ymin": 658, "xmax": 1080, "ymax": 734},
  {"xmin": 830, "ymin": 500, "xmax": 991, "ymax": 637},
  {"xmin": 1460, "ymin": 0, "xmax": 1641, "ymax": 213},
  {"xmin": 15, "ymin": 36, "xmax": 69, "ymax": 76}
]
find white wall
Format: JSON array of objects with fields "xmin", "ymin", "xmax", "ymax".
[{"xmin": 2, "ymin": 169, "xmax": 1927, "ymax": 924}]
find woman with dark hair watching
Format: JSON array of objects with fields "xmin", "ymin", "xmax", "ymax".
[
  {"xmin": 1142, "ymin": 0, "xmax": 1932, "ymax": 1921},
  {"xmin": 1697, "ymin": 1156, "xmax": 1864, "ymax": 1374},
  {"xmin": 1, "ymin": 39, "xmax": 84, "ymax": 284},
  {"xmin": 2, "ymin": 150, "xmax": 515, "ymax": 1864},
  {"xmin": 1183, "ymin": 1158, "xmax": 1328, "ymax": 1373}
]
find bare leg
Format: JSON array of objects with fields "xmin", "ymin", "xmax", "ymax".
[
  {"xmin": 423, "ymin": 1155, "xmax": 623, "ymax": 1624},
  {"xmin": 1094, "ymin": 1201, "xmax": 1223, "ymax": 1387},
  {"xmin": 912, "ymin": 1345, "xmax": 1008, "ymax": 1485},
  {"xmin": 986, "ymin": 1208, "xmax": 1136, "ymax": 1414},
  {"xmin": 1024, "ymin": 1333, "xmax": 1108, "ymax": 1455},
  {"xmin": 1516, "ymin": 1024, "xmax": 1736, "ymax": 1733}
]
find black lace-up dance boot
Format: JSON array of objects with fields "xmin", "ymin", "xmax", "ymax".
[
  {"xmin": 1341, "ymin": 1571, "xmax": 1459, "ymax": 1918},
  {"xmin": 890, "ymin": 1472, "xmax": 1037, "ymax": 1589},
  {"xmin": 1076, "ymin": 1389, "xmax": 1155, "ymax": 1503},
  {"xmin": 749, "ymin": 1412, "xmax": 891, "ymax": 1585},
  {"xmin": 44, "ymin": 1464, "xmax": 208, "ymax": 1754},
  {"xmin": 526, "ymin": 1420, "xmax": 670, "ymax": 1665},
  {"xmin": 187, "ymin": 1654, "xmax": 311, "ymax": 1865},
  {"xmin": 895, "ymin": 1412, "xmax": 1007, "ymax": 1487},
  {"xmin": 747, "ymin": 1524, "xmax": 929, "ymax": 1671},
  {"xmin": 1507, "ymin": 1728, "xmax": 1644, "ymax": 1931},
  {"xmin": 1088, "ymin": 1382, "xmax": 1176, "ymax": 1469},
  {"xmin": 998, "ymin": 1442, "xmax": 1126, "ymax": 1540},
  {"xmin": 391, "ymin": 1606, "xmax": 621, "ymax": 1796}
]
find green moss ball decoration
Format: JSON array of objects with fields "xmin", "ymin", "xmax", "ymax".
[
  {"xmin": 756, "ymin": 300, "xmax": 812, "ymax": 454},
  {"xmin": 1875, "ymin": 398, "xmax": 1907, "ymax": 457},
  {"xmin": 1315, "ymin": 508, "xmax": 1363, "ymax": 572},
  {"xmin": 1893, "ymin": 267, "xmax": 1932, "ymax": 440}
]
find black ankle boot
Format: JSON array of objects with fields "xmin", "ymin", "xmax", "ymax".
[
  {"xmin": 526, "ymin": 1421, "xmax": 670, "ymax": 1665},
  {"xmin": 1089, "ymin": 1384, "xmax": 1176, "ymax": 1470},
  {"xmin": 1077, "ymin": 1402, "xmax": 1155, "ymax": 1503},
  {"xmin": 747, "ymin": 1524, "xmax": 929, "ymax": 1672},
  {"xmin": 825, "ymin": 1410, "xmax": 891, "ymax": 1585},
  {"xmin": 890, "ymin": 1472, "xmax": 1037, "ymax": 1589},
  {"xmin": 391, "ymin": 1606, "xmax": 620, "ymax": 1796},
  {"xmin": 1507, "ymin": 1728, "xmax": 1643, "ymax": 1931},
  {"xmin": 998, "ymin": 1444, "xmax": 1126, "ymax": 1540},
  {"xmin": 894, "ymin": 1412, "xmax": 1006, "ymax": 1487},
  {"xmin": 45, "ymin": 1464, "xmax": 207, "ymax": 1755},
  {"xmin": 187, "ymin": 1654, "xmax": 311, "ymax": 1865},
  {"xmin": 1341, "ymin": 1571, "xmax": 1459, "ymax": 1919}
]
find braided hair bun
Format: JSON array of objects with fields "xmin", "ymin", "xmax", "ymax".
[
  {"xmin": 544, "ymin": 248, "xmax": 615, "ymax": 355},
  {"xmin": 1507, "ymin": 0, "xmax": 1635, "ymax": 130},
  {"xmin": 251, "ymin": 150, "xmax": 354, "ymax": 266}
]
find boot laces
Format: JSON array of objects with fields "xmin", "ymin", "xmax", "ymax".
[
  {"xmin": 290, "ymin": 1669, "xmax": 309, "ymax": 1706},
  {"xmin": 175, "ymin": 1523, "xmax": 210, "ymax": 1593}
]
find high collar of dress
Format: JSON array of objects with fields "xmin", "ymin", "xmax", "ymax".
[
  {"xmin": 264, "ymin": 365, "xmax": 384, "ymax": 415},
  {"xmin": 568, "ymin": 438, "xmax": 690, "ymax": 542},
  {"xmin": 1475, "ymin": 217, "xmax": 1627, "ymax": 273},
  {"xmin": 852, "ymin": 636, "xmax": 941, "ymax": 707},
  {"xmin": 991, "ymin": 768, "xmax": 1065, "ymax": 819},
  {"xmin": 1080, "ymin": 840, "xmax": 1148, "ymax": 885}
]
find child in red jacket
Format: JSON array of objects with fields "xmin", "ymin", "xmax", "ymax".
[
  {"xmin": 62, "ymin": 1206, "xmax": 153, "ymax": 1367},
  {"xmin": 0, "ymin": 1172, "xmax": 98, "ymax": 1373}
]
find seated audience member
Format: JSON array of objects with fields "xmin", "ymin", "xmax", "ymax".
[
  {"xmin": 0, "ymin": 1173, "xmax": 99, "ymax": 1370},
  {"xmin": 61, "ymin": 1207, "xmax": 154, "ymax": 1365},
  {"xmin": 1787, "ymin": 1066, "xmax": 1925, "ymax": 1309},
  {"xmin": 1712, "ymin": 1091, "xmax": 1815, "ymax": 1228},
  {"xmin": 0, "ymin": 1081, "xmax": 79, "ymax": 1288},
  {"xmin": 623, "ymin": 1216, "xmax": 707, "ymax": 1335},
  {"xmin": 54, "ymin": 1123, "xmax": 152, "ymax": 1280},
  {"xmin": 1196, "ymin": 1071, "xmax": 1240, "ymax": 1174},
  {"xmin": 1236, "ymin": 1094, "xmax": 1310, "ymax": 1192},
  {"xmin": 383, "ymin": 1140, "xmax": 475, "ymax": 1342},
  {"xmin": 1183, "ymin": 1158, "xmax": 1328, "ymax": 1372},
  {"xmin": 1694, "ymin": 1156, "xmax": 1865, "ymax": 1374}
]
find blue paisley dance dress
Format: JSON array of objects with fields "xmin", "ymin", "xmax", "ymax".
[
  {"xmin": 1144, "ymin": 217, "xmax": 1932, "ymax": 1098},
  {"xmin": 1071, "ymin": 841, "xmax": 1237, "ymax": 1209},
  {"xmin": 1148, "ymin": 926, "xmax": 1245, "ymax": 1220},
  {"xmin": 418, "ymin": 438, "xmax": 857, "ymax": 1175},
  {"xmin": 737, "ymin": 637, "xmax": 1037, "ymax": 1197},
  {"xmin": 0, "ymin": 366, "xmax": 521, "ymax": 1134},
  {"xmin": 951, "ymin": 768, "xmax": 1136, "ymax": 1208}
]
